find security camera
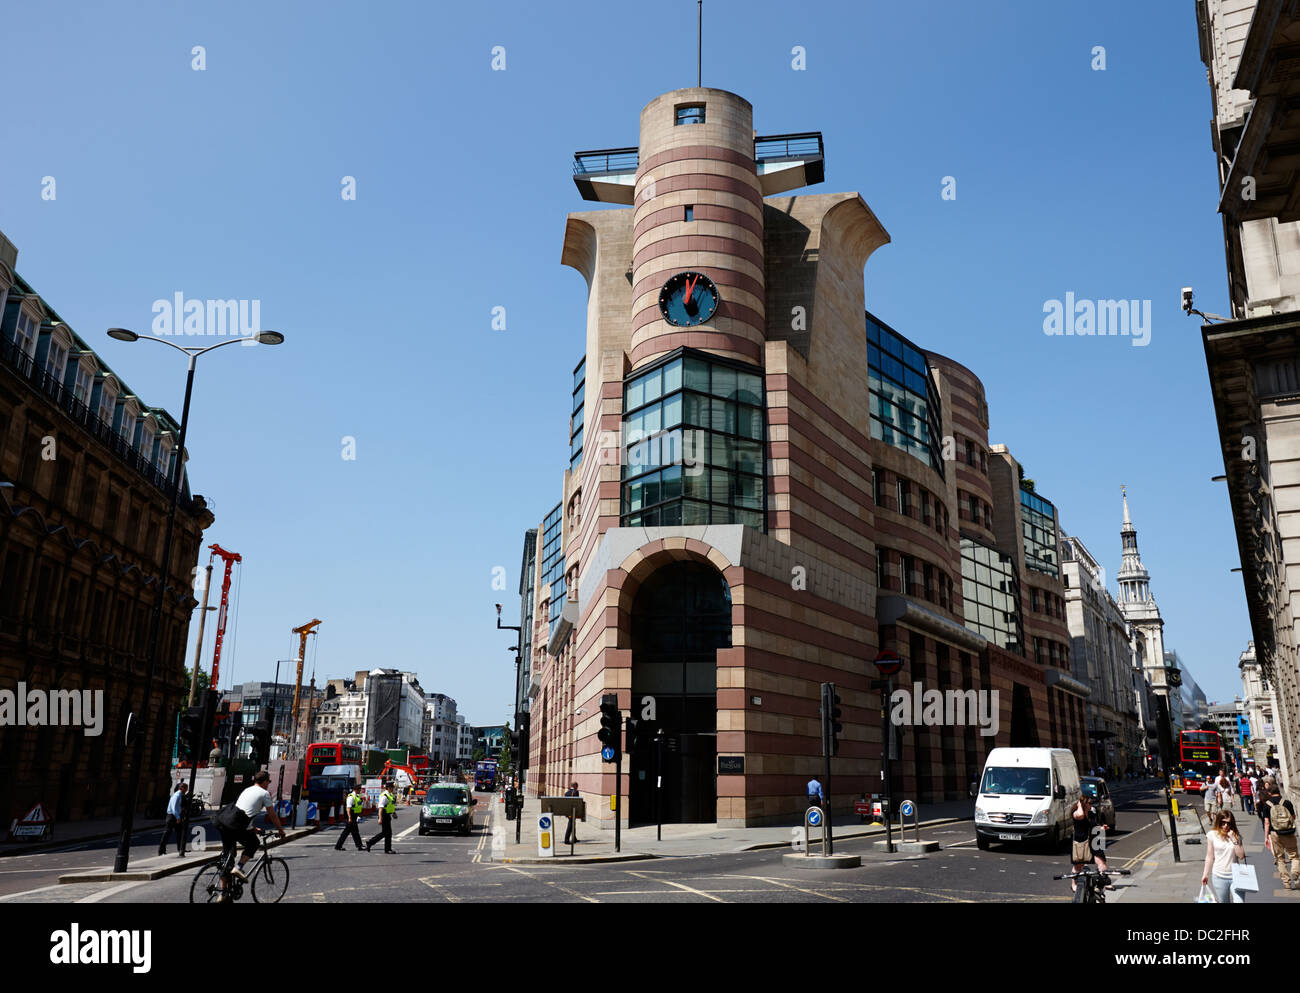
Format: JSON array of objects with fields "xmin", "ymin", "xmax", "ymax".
[
  {"xmin": 495, "ymin": 603, "xmax": 502, "ymax": 616},
  {"xmin": 1181, "ymin": 287, "xmax": 1194, "ymax": 313}
]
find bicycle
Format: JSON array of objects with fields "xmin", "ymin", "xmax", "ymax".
[
  {"xmin": 186, "ymin": 793, "xmax": 207, "ymax": 820},
  {"xmin": 189, "ymin": 829, "xmax": 290, "ymax": 904},
  {"xmin": 1054, "ymin": 865, "xmax": 1130, "ymax": 903}
]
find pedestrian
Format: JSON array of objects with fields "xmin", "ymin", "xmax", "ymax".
[
  {"xmin": 806, "ymin": 776, "xmax": 825, "ymax": 810},
  {"xmin": 1260, "ymin": 782, "xmax": 1299, "ymax": 890},
  {"xmin": 1239, "ymin": 769, "xmax": 1255, "ymax": 816},
  {"xmin": 366, "ymin": 782, "xmax": 397, "ymax": 854},
  {"xmin": 158, "ymin": 782, "xmax": 188, "ymax": 857},
  {"xmin": 1204, "ymin": 773, "xmax": 1225, "ymax": 822},
  {"xmin": 335, "ymin": 784, "xmax": 365, "ymax": 852},
  {"xmin": 1201, "ymin": 808, "xmax": 1246, "ymax": 903},
  {"xmin": 563, "ymin": 781, "xmax": 580, "ymax": 845}
]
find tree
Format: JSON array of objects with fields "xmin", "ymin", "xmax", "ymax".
[
  {"xmin": 497, "ymin": 722, "xmax": 513, "ymax": 777},
  {"xmin": 471, "ymin": 747, "xmax": 485, "ymax": 764},
  {"xmin": 184, "ymin": 666, "xmax": 210, "ymax": 694}
]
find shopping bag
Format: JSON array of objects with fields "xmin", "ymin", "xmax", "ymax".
[
  {"xmin": 1231, "ymin": 862, "xmax": 1259, "ymax": 893},
  {"xmin": 1197, "ymin": 883, "xmax": 1217, "ymax": 903}
]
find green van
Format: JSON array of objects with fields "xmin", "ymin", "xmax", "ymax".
[{"xmin": 419, "ymin": 782, "xmax": 477, "ymax": 836}]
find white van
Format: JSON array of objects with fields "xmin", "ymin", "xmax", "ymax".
[{"xmin": 972, "ymin": 747, "xmax": 1080, "ymax": 850}]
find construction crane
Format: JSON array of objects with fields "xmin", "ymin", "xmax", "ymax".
[
  {"xmin": 208, "ymin": 544, "xmax": 243, "ymax": 689},
  {"xmin": 289, "ymin": 618, "xmax": 322, "ymax": 756}
]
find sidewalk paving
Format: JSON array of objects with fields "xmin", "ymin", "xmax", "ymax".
[
  {"xmin": 494, "ymin": 794, "xmax": 973, "ymax": 863},
  {"xmin": 0, "ymin": 811, "xmax": 214, "ymax": 858},
  {"xmin": 1115, "ymin": 796, "xmax": 1298, "ymax": 904}
]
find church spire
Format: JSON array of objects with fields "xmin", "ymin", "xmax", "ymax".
[{"xmin": 1118, "ymin": 488, "xmax": 1152, "ymax": 606}]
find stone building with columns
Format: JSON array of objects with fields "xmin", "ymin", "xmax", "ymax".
[{"xmin": 519, "ymin": 87, "xmax": 1086, "ymax": 829}]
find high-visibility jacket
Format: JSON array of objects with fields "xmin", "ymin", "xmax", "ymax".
[
  {"xmin": 349, "ymin": 793, "xmax": 363, "ymax": 816},
  {"xmin": 382, "ymin": 791, "xmax": 396, "ymax": 815}
]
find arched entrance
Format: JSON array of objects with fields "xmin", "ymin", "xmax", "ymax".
[{"xmin": 628, "ymin": 560, "xmax": 730, "ymax": 825}]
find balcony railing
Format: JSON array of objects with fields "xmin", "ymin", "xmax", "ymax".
[
  {"xmin": 573, "ymin": 147, "xmax": 639, "ymax": 176},
  {"xmin": 0, "ymin": 336, "xmax": 181, "ymax": 498},
  {"xmin": 754, "ymin": 132, "xmax": 824, "ymax": 163}
]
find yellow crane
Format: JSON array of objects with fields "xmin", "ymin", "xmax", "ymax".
[{"xmin": 290, "ymin": 618, "xmax": 322, "ymax": 755}]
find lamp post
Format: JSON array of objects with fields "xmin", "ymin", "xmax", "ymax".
[
  {"xmin": 109, "ymin": 326, "xmax": 283, "ymax": 873},
  {"xmin": 496, "ymin": 603, "xmax": 524, "ymax": 842}
]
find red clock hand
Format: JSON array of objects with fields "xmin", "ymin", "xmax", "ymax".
[{"xmin": 684, "ymin": 275, "xmax": 697, "ymax": 304}]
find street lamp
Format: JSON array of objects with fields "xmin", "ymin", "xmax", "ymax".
[
  {"xmin": 496, "ymin": 603, "xmax": 524, "ymax": 840},
  {"xmin": 109, "ymin": 326, "xmax": 283, "ymax": 872}
]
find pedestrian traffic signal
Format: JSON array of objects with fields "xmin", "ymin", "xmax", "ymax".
[
  {"xmin": 598, "ymin": 694, "xmax": 621, "ymax": 762},
  {"xmin": 625, "ymin": 717, "xmax": 640, "ymax": 753},
  {"xmin": 821, "ymin": 682, "xmax": 843, "ymax": 757},
  {"xmin": 178, "ymin": 706, "xmax": 204, "ymax": 762},
  {"xmin": 248, "ymin": 720, "xmax": 271, "ymax": 766}
]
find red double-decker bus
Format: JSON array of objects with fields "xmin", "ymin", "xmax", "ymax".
[
  {"xmin": 1178, "ymin": 730, "xmax": 1223, "ymax": 793},
  {"xmin": 303, "ymin": 742, "xmax": 364, "ymax": 792}
]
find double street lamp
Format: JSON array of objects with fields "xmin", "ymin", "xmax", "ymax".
[{"xmin": 109, "ymin": 327, "xmax": 283, "ymax": 873}]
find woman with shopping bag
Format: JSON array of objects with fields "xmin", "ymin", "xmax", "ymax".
[
  {"xmin": 1200, "ymin": 809, "xmax": 1242, "ymax": 902},
  {"xmin": 1201, "ymin": 809, "xmax": 1247, "ymax": 903}
]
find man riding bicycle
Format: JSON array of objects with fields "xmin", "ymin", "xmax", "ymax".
[{"xmin": 214, "ymin": 770, "xmax": 285, "ymax": 900}]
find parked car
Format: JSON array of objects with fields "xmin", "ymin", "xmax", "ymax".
[
  {"xmin": 972, "ymin": 747, "xmax": 1081, "ymax": 851},
  {"xmin": 1079, "ymin": 776, "xmax": 1117, "ymax": 831},
  {"xmin": 419, "ymin": 782, "xmax": 477, "ymax": 836}
]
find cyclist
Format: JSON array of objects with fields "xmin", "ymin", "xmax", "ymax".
[
  {"xmin": 214, "ymin": 770, "xmax": 285, "ymax": 899},
  {"xmin": 1069, "ymin": 792, "xmax": 1109, "ymax": 894}
]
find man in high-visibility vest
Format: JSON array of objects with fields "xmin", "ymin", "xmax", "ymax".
[
  {"xmin": 366, "ymin": 782, "xmax": 397, "ymax": 854},
  {"xmin": 335, "ymin": 786, "xmax": 365, "ymax": 852}
]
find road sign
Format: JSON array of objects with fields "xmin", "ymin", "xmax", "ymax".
[
  {"xmin": 853, "ymin": 801, "xmax": 871, "ymax": 815},
  {"xmin": 601, "ymin": 746, "xmax": 615, "ymax": 762},
  {"xmin": 9, "ymin": 802, "xmax": 52, "ymax": 841},
  {"xmin": 874, "ymin": 649, "xmax": 902, "ymax": 676},
  {"xmin": 900, "ymin": 800, "xmax": 915, "ymax": 818},
  {"xmin": 807, "ymin": 807, "xmax": 822, "ymax": 827},
  {"xmin": 537, "ymin": 814, "xmax": 554, "ymax": 858}
]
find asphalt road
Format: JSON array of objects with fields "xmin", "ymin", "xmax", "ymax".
[{"xmin": 2, "ymin": 782, "xmax": 1175, "ymax": 904}]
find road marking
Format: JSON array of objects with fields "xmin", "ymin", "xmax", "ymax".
[
  {"xmin": 395, "ymin": 822, "xmax": 421, "ymax": 840},
  {"xmin": 0, "ymin": 884, "xmax": 65, "ymax": 901},
  {"xmin": 625, "ymin": 870, "xmax": 726, "ymax": 903},
  {"xmin": 76, "ymin": 880, "xmax": 144, "ymax": 903},
  {"xmin": 726, "ymin": 874, "xmax": 850, "ymax": 903},
  {"xmin": 312, "ymin": 893, "xmax": 327, "ymax": 903},
  {"xmin": 498, "ymin": 864, "xmax": 599, "ymax": 903},
  {"xmin": 418, "ymin": 876, "xmax": 462, "ymax": 902}
]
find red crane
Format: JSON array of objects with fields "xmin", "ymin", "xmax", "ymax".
[{"xmin": 208, "ymin": 543, "xmax": 242, "ymax": 688}]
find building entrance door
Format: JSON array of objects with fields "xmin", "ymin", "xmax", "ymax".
[{"xmin": 628, "ymin": 561, "xmax": 730, "ymax": 826}]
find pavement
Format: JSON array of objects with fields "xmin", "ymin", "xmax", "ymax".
[
  {"xmin": 0, "ymin": 810, "xmax": 200, "ymax": 857},
  {"xmin": 497, "ymin": 793, "xmax": 973, "ymax": 862},
  {"xmin": 1114, "ymin": 794, "xmax": 1300, "ymax": 904}
]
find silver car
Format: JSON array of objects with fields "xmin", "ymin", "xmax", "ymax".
[{"xmin": 1080, "ymin": 777, "xmax": 1117, "ymax": 831}]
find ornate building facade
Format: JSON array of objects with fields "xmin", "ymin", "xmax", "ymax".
[{"xmin": 0, "ymin": 228, "xmax": 213, "ymax": 823}]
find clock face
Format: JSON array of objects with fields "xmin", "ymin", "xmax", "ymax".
[{"xmin": 659, "ymin": 271, "xmax": 719, "ymax": 327}]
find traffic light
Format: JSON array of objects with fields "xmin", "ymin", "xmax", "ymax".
[
  {"xmin": 598, "ymin": 694, "xmax": 621, "ymax": 762},
  {"xmin": 625, "ymin": 717, "xmax": 640, "ymax": 754},
  {"xmin": 248, "ymin": 720, "xmax": 271, "ymax": 766},
  {"xmin": 821, "ymin": 682, "xmax": 843, "ymax": 757},
  {"xmin": 178, "ymin": 706, "xmax": 204, "ymax": 762},
  {"xmin": 515, "ymin": 712, "xmax": 530, "ymax": 770}
]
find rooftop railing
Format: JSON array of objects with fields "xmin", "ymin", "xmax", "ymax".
[
  {"xmin": 754, "ymin": 132, "xmax": 823, "ymax": 163},
  {"xmin": 573, "ymin": 147, "xmax": 639, "ymax": 176}
]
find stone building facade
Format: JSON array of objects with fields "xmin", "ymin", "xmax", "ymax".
[
  {"xmin": 520, "ymin": 87, "xmax": 1090, "ymax": 829},
  {"xmin": 0, "ymin": 229, "xmax": 213, "ymax": 822}
]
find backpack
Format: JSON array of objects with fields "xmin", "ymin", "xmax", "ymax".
[
  {"xmin": 214, "ymin": 801, "xmax": 250, "ymax": 832},
  {"xmin": 1270, "ymin": 799, "xmax": 1295, "ymax": 835}
]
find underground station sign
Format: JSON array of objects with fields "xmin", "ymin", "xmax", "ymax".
[{"xmin": 874, "ymin": 649, "xmax": 903, "ymax": 676}]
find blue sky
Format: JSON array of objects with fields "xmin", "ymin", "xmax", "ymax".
[{"xmin": 1, "ymin": 0, "xmax": 1248, "ymax": 717}]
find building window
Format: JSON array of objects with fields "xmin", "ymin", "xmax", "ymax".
[
  {"xmin": 1031, "ymin": 588, "xmax": 1040, "ymax": 612},
  {"xmin": 73, "ymin": 364, "xmax": 93, "ymax": 405},
  {"xmin": 873, "ymin": 469, "xmax": 883, "ymax": 507},
  {"xmin": 866, "ymin": 313, "xmax": 942, "ymax": 471},
  {"xmin": 876, "ymin": 549, "xmax": 887, "ymax": 591},
  {"xmin": 541, "ymin": 503, "xmax": 565, "ymax": 636},
  {"xmin": 570, "ymin": 357, "xmax": 585, "ymax": 472},
  {"xmin": 960, "ymin": 538, "xmax": 1023, "ymax": 655},
  {"xmin": 924, "ymin": 563, "xmax": 936, "ymax": 601},
  {"xmin": 675, "ymin": 104, "xmax": 705, "ymax": 125},
  {"xmin": 685, "ymin": 205, "xmax": 694, "ymax": 221},
  {"xmin": 98, "ymin": 385, "xmax": 117, "ymax": 424},
  {"xmin": 13, "ymin": 311, "xmax": 37, "ymax": 358},
  {"xmin": 1020, "ymin": 487, "xmax": 1060, "ymax": 577},
  {"xmin": 897, "ymin": 479, "xmax": 910, "ymax": 516},
  {"xmin": 45, "ymin": 340, "xmax": 68, "ymax": 383},
  {"xmin": 922, "ymin": 492, "xmax": 932, "ymax": 526},
  {"xmin": 621, "ymin": 350, "xmax": 765, "ymax": 530},
  {"xmin": 901, "ymin": 555, "xmax": 915, "ymax": 596}
]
